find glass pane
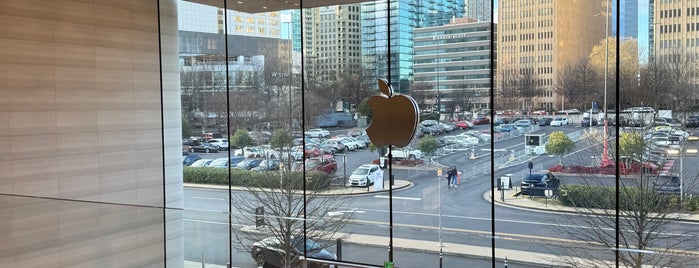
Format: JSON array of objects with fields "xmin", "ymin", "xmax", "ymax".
[{"xmin": 178, "ymin": 0, "xmax": 231, "ymax": 266}]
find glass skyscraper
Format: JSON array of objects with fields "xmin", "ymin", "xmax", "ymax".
[{"xmin": 361, "ymin": 0, "xmax": 465, "ymax": 93}]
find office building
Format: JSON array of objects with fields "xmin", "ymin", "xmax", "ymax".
[
  {"xmin": 413, "ymin": 18, "xmax": 495, "ymax": 113},
  {"xmin": 497, "ymin": 0, "xmax": 607, "ymax": 111},
  {"xmin": 361, "ymin": 0, "xmax": 465, "ymax": 93},
  {"xmin": 465, "ymin": 0, "xmax": 492, "ymax": 22}
]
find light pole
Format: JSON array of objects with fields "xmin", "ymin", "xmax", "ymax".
[{"xmin": 600, "ymin": 0, "xmax": 612, "ymax": 167}]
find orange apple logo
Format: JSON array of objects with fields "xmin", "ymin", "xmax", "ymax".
[{"xmin": 366, "ymin": 79, "xmax": 419, "ymax": 147}]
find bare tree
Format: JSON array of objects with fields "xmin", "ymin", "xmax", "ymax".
[
  {"xmin": 231, "ymin": 129, "xmax": 355, "ymax": 268},
  {"xmin": 552, "ymin": 128, "xmax": 699, "ymax": 267},
  {"xmin": 516, "ymin": 66, "xmax": 542, "ymax": 112},
  {"xmin": 556, "ymin": 59, "xmax": 601, "ymax": 111}
]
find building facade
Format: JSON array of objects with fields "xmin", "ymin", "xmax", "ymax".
[
  {"xmin": 413, "ymin": 18, "xmax": 495, "ymax": 113},
  {"xmin": 465, "ymin": 0, "xmax": 492, "ymax": 22},
  {"xmin": 361, "ymin": 0, "xmax": 465, "ymax": 93},
  {"xmin": 497, "ymin": 0, "xmax": 607, "ymax": 111}
]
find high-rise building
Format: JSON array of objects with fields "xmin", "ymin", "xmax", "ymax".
[
  {"xmin": 178, "ymin": 0, "xmax": 282, "ymax": 38},
  {"xmin": 497, "ymin": 0, "xmax": 607, "ymax": 111},
  {"xmin": 301, "ymin": 4, "xmax": 363, "ymax": 85},
  {"xmin": 465, "ymin": 0, "xmax": 492, "ymax": 22},
  {"xmin": 413, "ymin": 18, "xmax": 495, "ymax": 113},
  {"xmin": 651, "ymin": 0, "xmax": 699, "ymax": 62},
  {"xmin": 613, "ymin": 0, "xmax": 639, "ymax": 39},
  {"xmin": 361, "ymin": 0, "xmax": 465, "ymax": 93}
]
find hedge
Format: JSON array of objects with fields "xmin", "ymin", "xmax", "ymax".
[
  {"xmin": 183, "ymin": 167, "xmax": 332, "ymax": 190},
  {"xmin": 558, "ymin": 184, "xmax": 668, "ymax": 211}
]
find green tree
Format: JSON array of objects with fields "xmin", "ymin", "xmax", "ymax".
[
  {"xmin": 182, "ymin": 119, "xmax": 191, "ymax": 138},
  {"xmin": 618, "ymin": 132, "xmax": 645, "ymax": 167},
  {"xmin": 545, "ymin": 131, "xmax": 575, "ymax": 166},
  {"xmin": 230, "ymin": 129, "xmax": 254, "ymax": 149},
  {"xmin": 356, "ymin": 97, "xmax": 372, "ymax": 119},
  {"xmin": 269, "ymin": 129, "xmax": 293, "ymax": 150},
  {"xmin": 417, "ymin": 135, "xmax": 439, "ymax": 157}
]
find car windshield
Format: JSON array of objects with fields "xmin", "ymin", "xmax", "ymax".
[
  {"xmin": 293, "ymin": 238, "xmax": 322, "ymax": 252},
  {"xmin": 353, "ymin": 167, "xmax": 370, "ymax": 175},
  {"xmin": 304, "ymin": 160, "xmax": 319, "ymax": 169},
  {"xmin": 524, "ymin": 174, "xmax": 545, "ymax": 182}
]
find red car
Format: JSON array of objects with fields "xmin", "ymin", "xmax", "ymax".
[
  {"xmin": 454, "ymin": 121, "xmax": 470, "ymax": 130},
  {"xmin": 296, "ymin": 155, "xmax": 337, "ymax": 175},
  {"xmin": 472, "ymin": 117, "xmax": 491, "ymax": 125}
]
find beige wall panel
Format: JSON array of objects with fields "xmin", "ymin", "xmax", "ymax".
[
  {"xmin": 0, "ymin": 0, "xmax": 55, "ymax": 19},
  {"xmin": 54, "ymin": 0, "xmax": 96, "ymax": 26},
  {"xmin": 1, "ymin": 0, "xmax": 181, "ymax": 266},
  {"xmin": 10, "ymin": 133, "xmax": 58, "ymax": 160},
  {"xmin": 95, "ymin": 47, "xmax": 132, "ymax": 70},
  {"xmin": 6, "ymin": 87, "xmax": 56, "ymax": 113},
  {"xmin": 53, "ymin": 22, "xmax": 97, "ymax": 47},
  {"xmin": 11, "ymin": 111, "xmax": 57, "ymax": 135},
  {"xmin": 4, "ymin": 16, "xmax": 54, "ymax": 43},
  {"xmin": 56, "ymin": 111, "xmax": 99, "ymax": 134},
  {"xmin": 57, "ymin": 131, "xmax": 99, "ymax": 156},
  {"xmin": 5, "ymin": 39, "xmax": 54, "ymax": 65},
  {"xmin": 10, "ymin": 156, "xmax": 58, "ymax": 196},
  {"xmin": 5, "ymin": 64, "xmax": 55, "ymax": 92}
]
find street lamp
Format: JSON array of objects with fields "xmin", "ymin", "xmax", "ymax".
[{"xmin": 600, "ymin": 0, "xmax": 612, "ymax": 167}]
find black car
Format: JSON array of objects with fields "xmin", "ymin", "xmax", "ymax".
[
  {"xmin": 233, "ymin": 158, "xmax": 263, "ymax": 170},
  {"xmin": 687, "ymin": 115, "xmax": 699, "ymax": 128},
  {"xmin": 251, "ymin": 237, "xmax": 336, "ymax": 268},
  {"xmin": 520, "ymin": 172, "xmax": 560, "ymax": 196},
  {"xmin": 654, "ymin": 175, "xmax": 681, "ymax": 194},
  {"xmin": 538, "ymin": 117, "xmax": 553, "ymax": 126},
  {"xmin": 581, "ymin": 117, "xmax": 599, "ymax": 127},
  {"xmin": 184, "ymin": 140, "xmax": 219, "ymax": 153}
]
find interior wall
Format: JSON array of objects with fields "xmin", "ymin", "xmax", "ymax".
[{"xmin": 0, "ymin": 0, "xmax": 182, "ymax": 267}]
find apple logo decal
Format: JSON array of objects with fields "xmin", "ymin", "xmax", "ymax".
[{"xmin": 366, "ymin": 79, "xmax": 420, "ymax": 147}]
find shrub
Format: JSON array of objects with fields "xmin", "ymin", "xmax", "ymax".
[{"xmin": 183, "ymin": 167, "xmax": 331, "ymax": 190}]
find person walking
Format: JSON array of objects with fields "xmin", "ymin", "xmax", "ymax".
[
  {"xmin": 444, "ymin": 167, "xmax": 451, "ymax": 188},
  {"xmin": 449, "ymin": 166, "xmax": 458, "ymax": 188}
]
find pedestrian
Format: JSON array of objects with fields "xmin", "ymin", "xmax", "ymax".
[
  {"xmin": 444, "ymin": 167, "xmax": 452, "ymax": 188},
  {"xmin": 448, "ymin": 166, "xmax": 458, "ymax": 188},
  {"xmin": 450, "ymin": 166, "xmax": 459, "ymax": 188}
]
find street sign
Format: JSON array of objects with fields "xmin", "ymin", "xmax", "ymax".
[
  {"xmin": 437, "ymin": 168, "xmax": 442, "ymax": 177},
  {"xmin": 384, "ymin": 261, "xmax": 394, "ymax": 268},
  {"xmin": 255, "ymin": 206, "xmax": 265, "ymax": 228}
]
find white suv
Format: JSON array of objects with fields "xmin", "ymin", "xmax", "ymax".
[
  {"xmin": 349, "ymin": 164, "xmax": 381, "ymax": 187},
  {"xmin": 387, "ymin": 147, "xmax": 423, "ymax": 160}
]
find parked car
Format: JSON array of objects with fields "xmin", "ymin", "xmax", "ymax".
[
  {"xmin": 300, "ymin": 155, "xmax": 337, "ymax": 175},
  {"xmin": 513, "ymin": 119, "xmax": 533, "ymax": 129},
  {"xmin": 654, "ymin": 117, "xmax": 681, "ymax": 128},
  {"xmin": 686, "ymin": 115, "xmax": 699, "ymax": 128},
  {"xmin": 182, "ymin": 153, "xmax": 201, "ymax": 166},
  {"xmin": 232, "ymin": 158, "xmax": 262, "ymax": 170},
  {"xmin": 251, "ymin": 159, "xmax": 281, "ymax": 171},
  {"xmin": 520, "ymin": 172, "xmax": 560, "ymax": 196},
  {"xmin": 549, "ymin": 117, "xmax": 569, "ymax": 126},
  {"xmin": 251, "ymin": 237, "xmax": 336, "ymax": 268},
  {"xmin": 495, "ymin": 124, "xmax": 516, "ymax": 132},
  {"xmin": 388, "ymin": 146, "xmax": 423, "ymax": 160},
  {"xmin": 189, "ymin": 158, "xmax": 214, "ymax": 167},
  {"xmin": 454, "ymin": 121, "xmax": 471, "ymax": 130},
  {"xmin": 184, "ymin": 140, "xmax": 219, "ymax": 153},
  {"xmin": 472, "ymin": 116, "xmax": 490, "ymax": 125},
  {"xmin": 322, "ymin": 139, "xmax": 347, "ymax": 153},
  {"xmin": 305, "ymin": 128, "xmax": 330, "ymax": 138},
  {"xmin": 440, "ymin": 122, "xmax": 456, "ymax": 132},
  {"xmin": 349, "ymin": 164, "xmax": 381, "ymax": 187},
  {"xmin": 653, "ymin": 175, "xmax": 681, "ymax": 194},
  {"xmin": 581, "ymin": 117, "xmax": 598, "ymax": 127},
  {"xmin": 207, "ymin": 156, "xmax": 246, "ymax": 168},
  {"xmin": 207, "ymin": 138, "xmax": 229, "ymax": 151},
  {"xmin": 537, "ymin": 117, "xmax": 553, "ymax": 126}
]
